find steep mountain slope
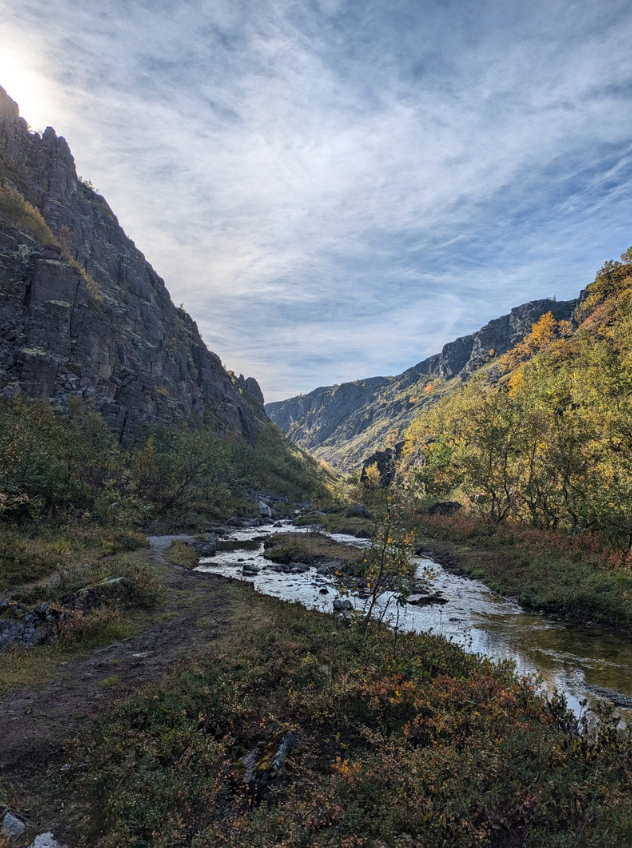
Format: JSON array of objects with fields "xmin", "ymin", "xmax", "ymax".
[
  {"xmin": 0, "ymin": 86, "xmax": 262, "ymax": 442},
  {"xmin": 266, "ymin": 298, "xmax": 576, "ymax": 470},
  {"xmin": 402, "ymin": 252, "xmax": 632, "ymax": 545}
]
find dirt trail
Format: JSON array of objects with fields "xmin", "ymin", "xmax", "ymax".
[{"xmin": 0, "ymin": 551, "xmax": 238, "ymax": 777}]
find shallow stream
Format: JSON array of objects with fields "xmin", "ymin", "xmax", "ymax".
[{"xmin": 194, "ymin": 521, "xmax": 632, "ymax": 716}]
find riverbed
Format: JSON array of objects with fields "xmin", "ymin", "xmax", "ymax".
[{"xmin": 194, "ymin": 521, "xmax": 632, "ymax": 716}]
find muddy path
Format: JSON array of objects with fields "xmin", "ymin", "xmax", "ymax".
[{"xmin": 0, "ymin": 551, "xmax": 240, "ymax": 781}]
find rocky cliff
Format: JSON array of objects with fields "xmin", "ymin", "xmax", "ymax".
[
  {"xmin": 0, "ymin": 86, "xmax": 263, "ymax": 442},
  {"xmin": 266, "ymin": 298, "xmax": 576, "ymax": 469}
]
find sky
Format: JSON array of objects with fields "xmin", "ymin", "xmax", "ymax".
[{"xmin": 1, "ymin": 0, "xmax": 632, "ymax": 402}]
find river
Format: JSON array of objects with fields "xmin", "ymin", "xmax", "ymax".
[{"xmin": 194, "ymin": 521, "xmax": 632, "ymax": 717}]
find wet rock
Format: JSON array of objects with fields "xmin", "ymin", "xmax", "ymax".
[
  {"xmin": 319, "ymin": 587, "xmax": 329, "ymax": 594},
  {"xmin": 407, "ymin": 593, "xmax": 448, "ymax": 606},
  {"xmin": 584, "ymin": 685, "xmax": 632, "ymax": 710},
  {"xmin": 333, "ymin": 598, "xmax": 353, "ymax": 612},
  {"xmin": 2, "ymin": 810, "xmax": 26, "ymax": 840},
  {"xmin": 242, "ymin": 564, "xmax": 259, "ymax": 576},
  {"xmin": 189, "ymin": 535, "xmax": 217, "ymax": 557}
]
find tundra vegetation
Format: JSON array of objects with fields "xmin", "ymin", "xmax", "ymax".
[{"xmin": 26, "ymin": 592, "xmax": 632, "ymax": 847}]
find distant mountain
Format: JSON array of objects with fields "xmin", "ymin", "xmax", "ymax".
[
  {"xmin": 0, "ymin": 85, "xmax": 263, "ymax": 443},
  {"xmin": 265, "ymin": 298, "xmax": 577, "ymax": 470}
]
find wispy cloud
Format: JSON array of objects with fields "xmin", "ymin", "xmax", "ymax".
[{"xmin": 1, "ymin": 0, "xmax": 632, "ymax": 400}]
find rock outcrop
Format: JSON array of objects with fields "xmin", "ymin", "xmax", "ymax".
[
  {"xmin": 0, "ymin": 86, "xmax": 261, "ymax": 442},
  {"xmin": 266, "ymin": 298, "xmax": 576, "ymax": 469}
]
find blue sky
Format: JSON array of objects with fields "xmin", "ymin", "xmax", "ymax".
[{"xmin": 1, "ymin": 0, "xmax": 631, "ymax": 401}]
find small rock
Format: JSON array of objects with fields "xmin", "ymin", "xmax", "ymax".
[
  {"xmin": 28, "ymin": 834, "xmax": 67, "ymax": 848},
  {"xmin": 408, "ymin": 593, "xmax": 448, "ymax": 606},
  {"xmin": 2, "ymin": 811, "xmax": 26, "ymax": 839},
  {"xmin": 319, "ymin": 587, "xmax": 329, "ymax": 595},
  {"xmin": 242, "ymin": 564, "xmax": 259, "ymax": 575},
  {"xmin": 333, "ymin": 598, "xmax": 353, "ymax": 612}
]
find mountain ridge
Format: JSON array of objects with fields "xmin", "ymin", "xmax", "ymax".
[
  {"xmin": 0, "ymin": 85, "xmax": 263, "ymax": 443},
  {"xmin": 265, "ymin": 297, "xmax": 577, "ymax": 469}
]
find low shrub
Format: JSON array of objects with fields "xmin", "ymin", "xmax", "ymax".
[
  {"xmin": 165, "ymin": 540, "xmax": 199, "ymax": 569},
  {"xmin": 58, "ymin": 595, "xmax": 632, "ymax": 847}
]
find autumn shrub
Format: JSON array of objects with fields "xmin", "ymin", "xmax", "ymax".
[{"xmin": 56, "ymin": 593, "xmax": 632, "ymax": 848}]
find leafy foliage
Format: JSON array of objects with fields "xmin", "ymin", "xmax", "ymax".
[{"xmin": 405, "ymin": 248, "xmax": 632, "ymax": 561}]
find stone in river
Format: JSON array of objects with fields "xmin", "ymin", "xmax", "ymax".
[{"xmin": 407, "ymin": 593, "xmax": 448, "ymax": 606}]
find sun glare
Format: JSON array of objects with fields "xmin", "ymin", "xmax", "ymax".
[{"xmin": 0, "ymin": 43, "xmax": 56, "ymax": 131}]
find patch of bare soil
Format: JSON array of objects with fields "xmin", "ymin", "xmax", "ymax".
[{"xmin": 0, "ymin": 549, "xmax": 240, "ymax": 782}]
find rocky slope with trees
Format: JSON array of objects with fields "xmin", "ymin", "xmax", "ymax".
[{"xmin": 266, "ymin": 297, "xmax": 576, "ymax": 469}]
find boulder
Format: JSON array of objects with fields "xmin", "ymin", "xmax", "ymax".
[
  {"xmin": 189, "ymin": 535, "xmax": 217, "ymax": 557},
  {"xmin": 333, "ymin": 598, "xmax": 353, "ymax": 612}
]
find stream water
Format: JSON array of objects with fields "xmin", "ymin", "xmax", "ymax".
[{"xmin": 194, "ymin": 521, "xmax": 632, "ymax": 717}]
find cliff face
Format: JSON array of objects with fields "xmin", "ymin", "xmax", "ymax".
[
  {"xmin": 0, "ymin": 86, "xmax": 263, "ymax": 441},
  {"xmin": 266, "ymin": 297, "xmax": 577, "ymax": 469}
]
